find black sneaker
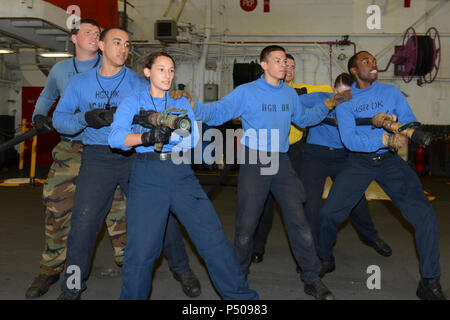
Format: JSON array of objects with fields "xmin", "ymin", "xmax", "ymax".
[
  {"xmin": 173, "ymin": 270, "xmax": 201, "ymax": 298},
  {"xmin": 363, "ymin": 238, "xmax": 392, "ymax": 257},
  {"xmin": 57, "ymin": 291, "xmax": 82, "ymax": 300},
  {"xmin": 319, "ymin": 256, "xmax": 336, "ymax": 278},
  {"xmin": 304, "ymin": 279, "xmax": 335, "ymax": 300},
  {"xmin": 416, "ymin": 278, "xmax": 447, "ymax": 300},
  {"xmin": 25, "ymin": 273, "xmax": 60, "ymax": 299}
]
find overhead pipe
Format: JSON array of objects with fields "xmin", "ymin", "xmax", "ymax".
[
  {"xmin": 173, "ymin": 0, "xmax": 187, "ymax": 22},
  {"xmin": 162, "ymin": 0, "xmax": 174, "ymax": 17},
  {"xmin": 138, "ymin": 38, "xmax": 356, "ymax": 87},
  {"xmin": 196, "ymin": 0, "xmax": 212, "ymax": 102},
  {"xmin": 192, "ymin": 40, "xmax": 354, "ymax": 87}
]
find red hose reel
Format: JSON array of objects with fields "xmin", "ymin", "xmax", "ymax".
[{"xmin": 378, "ymin": 27, "xmax": 441, "ymax": 84}]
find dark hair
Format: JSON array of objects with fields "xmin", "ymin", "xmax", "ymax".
[
  {"xmin": 286, "ymin": 53, "xmax": 295, "ymax": 61},
  {"xmin": 143, "ymin": 51, "xmax": 176, "ymax": 69},
  {"xmin": 347, "ymin": 51, "xmax": 370, "ymax": 77},
  {"xmin": 70, "ymin": 18, "xmax": 100, "ymax": 35},
  {"xmin": 260, "ymin": 45, "xmax": 285, "ymax": 62},
  {"xmin": 100, "ymin": 26, "xmax": 128, "ymax": 41},
  {"xmin": 334, "ymin": 73, "xmax": 354, "ymax": 88}
]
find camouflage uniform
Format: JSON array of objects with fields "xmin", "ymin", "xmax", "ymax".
[{"xmin": 40, "ymin": 139, "xmax": 126, "ymax": 275}]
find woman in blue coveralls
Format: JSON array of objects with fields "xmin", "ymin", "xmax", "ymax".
[{"xmin": 108, "ymin": 51, "xmax": 258, "ymax": 300}]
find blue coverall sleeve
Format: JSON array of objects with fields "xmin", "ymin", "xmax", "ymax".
[
  {"xmin": 32, "ymin": 68, "xmax": 59, "ymax": 120},
  {"xmin": 108, "ymin": 95, "xmax": 136, "ymax": 151},
  {"xmin": 392, "ymin": 88, "xmax": 418, "ymax": 125},
  {"xmin": 298, "ymin": 92, "xmax": 330, "ymax": 108},
  {"xmin": 193, "ymin": 88, "xmax": 244, "ymax": 126},
  {"xmin": 52, "ymin": 81, "xmax": 87, "ymax": 136},
  {"xmin": 292, "ymin": 94, "xmax": 329, "ymax": 128},
  {"xmin": 336, "ymin": 103, "xmax": 385, "ymax": 152}
]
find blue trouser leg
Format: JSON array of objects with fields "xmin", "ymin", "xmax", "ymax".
[
  {"xmin": 163, "ymin": 213, "xmax": 190, "ymax": 275},
  {"xmin": 287, "ymin": 140, "xmax": 303, "ymax": 176},
  {"xmin": 120, "ymin": 160, "xmax": 170, "ymax": 300},
  {"xmin": 374, "ymin": 155, "xmax": 440, "ymax": 278},
  {"xmin": 347, "ymin": 193, "xmax": 379, "ymax": 243},
  {"xmin": 252, "ymin": 193, "xmax": 275, "ymax": 255},
  {"xmin": 169, "ymin": 165, "xmax": 257, "ymax": 300},
  {"xmin": 269, "ymin": 154, "xmax": 320, "ymax": 284},
  {"xmin": 252, "ymin": 141, "xmax": 304, "ymax": 256},
  {"xmin": 235, "ymin": 162, "xmax": 272, "ymax": 276},
  {"xmin": 301, "ymin": 144, "xmax": 379, "ymax": 246},
  {"xmin": 121, "ymin": 159, "xmax": 258, "ymax": 300},
  {"xmin": 300, "ymin": 145, "xmax": 330, "ymax": 246},
  {"xmin": 61, "ymin": 147, "xmax": 133, "ymax": 294},
  {"xmin": 317, "ymin": 155, "xmax": 374, "ymax": 259}
]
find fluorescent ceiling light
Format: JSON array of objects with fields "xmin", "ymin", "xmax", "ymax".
[
  {"xmin": 39, "ymin": 52, "xmax": 73, "ymax": 58},
  {"xmin": 0, "ymin": 48, "xmax": 15, "ymax": 54}
]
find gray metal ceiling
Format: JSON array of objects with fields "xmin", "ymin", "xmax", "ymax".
[{"xmin": 0, "ymin": 17, "xmax": 73, "ymax": 53}]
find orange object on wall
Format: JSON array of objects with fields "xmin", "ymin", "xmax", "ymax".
[
  {"xmin": 22, "ymin": 87, "xmax": 61, "ymax": 167},
  {"xmin": 44, "ymin": 0, "xmax": 119, "ymax": 29}
]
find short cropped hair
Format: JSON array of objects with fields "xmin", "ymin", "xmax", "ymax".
[
  {"xmin": 100, "ymin": 26, "xmax": 128, "ymax": 41},
  {"xmin": 347, "ymin": 51, "xmax": 369, "ymax": 76},
  {"xmin": 286, "ymin": 53, "xmax": 295, "ymax": 61},
  {"xmin": 260, "ymin": 45, "xmax": 286, "ymax": 62},
  {"xmin": 70, "ymin": 18, "xmax": 100, "ymax": 35}
]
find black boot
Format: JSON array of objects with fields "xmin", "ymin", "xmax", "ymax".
[
  {"xmin": 173, "ymin": 269, "xmax": 201, "ymax": 298},
  {"xmin": 304, "ymin": 279, "xmax": 335, "ymax": 300},
  {"xmin": 416, "ymin": 278, "xmax": 447, "ymax": 300},
  {"xmin": 25, "ymin": 273, "xmax": 60, "ymax": 299},
  {"xmin": 57, "ymin": 291, "xmax": 82, "ymax": 300},
  {"xmin": 319, "ymin": 256, "xmax": 336, "ymax": 278},
  {"xmin": 362, "ymin": 238, "xmax": 392, "ymax": 257}
]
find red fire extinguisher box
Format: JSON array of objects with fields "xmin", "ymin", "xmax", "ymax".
[{"xmin": 22, "ymin": 87, "xmax": 61, "ymax": 167}]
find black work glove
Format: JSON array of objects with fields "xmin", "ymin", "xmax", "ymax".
[
  {"xmin": 99, "ymin": 107, "xmax": 117, "ymax": 125},
  {"xmin": 85, "ymin": 108, "xmax": 112, "ymax": 129},
  {"xmin": 137, "ymin": 110, "xmax": 157, "ymax": 129},
  {"xmin": 141, "ymin": 126, "xmax": 172, "ymax": 147},
  {"xmin": 33, "ymin": 115, "xmax": 53, "ymax": 134}
]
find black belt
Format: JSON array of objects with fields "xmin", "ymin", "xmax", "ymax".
[
  {"xmin": 83, "ymin": 144, "xmax": 136, "ymax": 157},
  {"xmin": 137, "ymin": 152, "xmax": 172, "ymax": 161},
  {"xmin": 352, "ymin": 151, "xmax": 394, "ymax": 162}
]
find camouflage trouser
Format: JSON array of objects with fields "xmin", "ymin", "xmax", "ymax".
[{"xmin": 40, "ymin": 139, "xmax": 127, "ymax": 275}]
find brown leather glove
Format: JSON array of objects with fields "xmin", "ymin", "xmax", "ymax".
[
  {"xmin": 383, "ymin": 132, "xmax": 408, "ymax": 151},
  {"xmin": 372, "ymin": 112, "xmax": 398, "ymax": 130},
  {"xmin": 324, "ymin": 91, "xmax": 352, "ymax": 110},
  {"xmin": 170, "ymin": 90, "xmax": 193, "ymax": 108}
]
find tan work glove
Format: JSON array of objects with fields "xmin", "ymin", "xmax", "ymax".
[
  {"xmin": 382, "ymin": 132, "xmax": 408, "ymax": 151},
  {"xmin": 170, "ymin": 90, "xmax": 194, "ymax": 108},
  {"xmin": 372, "ymin": 112, "xmax": 398, "ymax": 130},
  {"xmin": 324, "ymin": 91, "xmax": 352, "ymax": 110}
]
